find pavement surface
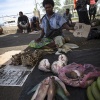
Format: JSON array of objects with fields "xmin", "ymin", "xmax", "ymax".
[
  {"xmin": 0, "ymin": 26, "xmax": 100, "ymax": 100},
  {"xmin": 0, "ymin": 32, "xmax": 40, "ymax": 100},
  {"xmin": 0, "ymin": 33, "xmax": 40, "ymax": 54}
]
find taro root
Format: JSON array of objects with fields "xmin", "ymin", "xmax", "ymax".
[
  {"xmin": 10, "ymin": 53, "xmax": 22, "ymax": 66},
  {"xmin": 58, "ymin": 54, "xmax": 68, "ymax": 66},
  {"xmin": 21, "ymin": 52, "xmax": 36, "ymax": 67},
  {"xmin": 11, "ymin": 50, "xmax": 43, "ymax": 67},
  {"xmin": 51, "ymin": 61, "xmax": 64, "ymax": 74},
  {"xmin": 38, "ymin": 59, "xmax": 51, "ymax": 72}
]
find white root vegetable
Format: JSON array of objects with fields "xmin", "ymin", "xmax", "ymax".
[
  {"xmin": 38, "ymin": 59, "xmax": 50, "ymax": 72},
  {"xmin": 58, "ymin": 54, "xmax": 68, "ymax": 66},
  {"xmin": 51, "ymin": 61, "xmax": 64, "ymax": 74}
]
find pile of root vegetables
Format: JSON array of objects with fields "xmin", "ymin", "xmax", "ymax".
[{"xmin": 10, "ymin": 50, "xmax": 43, "ymax": 67}]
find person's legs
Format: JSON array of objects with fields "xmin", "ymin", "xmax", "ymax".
[
  {"xmin": 30, "ymin": 22, "xmax": 32, "ymax": 31},
  {"xmin": 93, "ymin": 14, "xmax": 95, "ymax": 20},
  {"xmin": 77, "ymin": 10, "xmax": 83, "ymax": 23},
  {"xmin": 84, "ymin": 11, "xmax": 90, "ymax": 25},
  {"xmin": 18, "ymin": 25, "xmax": 22, "ymax": 30},
  {"xmin": 27, "ymin": 24, "xmax": 31, "ymax": 33},
  {"xmin": 93, "ymin": 5, "xmax": 96, "ymax": 21},
  {"xmin": 77, "ymin": 8, "xmax": 90, "ymax": 25},
  {"xmin": 80, "ymin": 10, "xmax": 90, "ymax": 25},
  {"xmin": 22, "ymin": 24, "xmax": 28, "ymax": 33},
  {"xmin": 89, "ymin": 14, "xmax": 92, "ymax": 22},
  {"xmin": 36, "ymin": 21, "xmax": 40, "ymax": 30},
  {"xmin": 17, "ymin": 25, "xmax": 23, "ymax": 33},
  {"xmin": 30, "ymin": 22, "xmax": 37, "ymax": 31}
]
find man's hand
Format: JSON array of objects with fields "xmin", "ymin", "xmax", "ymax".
[
  {"xmin": 69, "ymin": 30, "xmax": 74, "ymax": 33},
  {"xmin": 35, "ymin": 38, "xmax": 42, "ymax": 42},
  {"xmin": 69, "ymin": 27, "xmax": 75, "ymax": 33}
]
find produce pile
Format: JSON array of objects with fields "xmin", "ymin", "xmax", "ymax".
[
  {"xmin": 87, "ymin": 77, "xmax": 100, "ymax": 100},
  {"xmin": 9, "ymin": 48, "xmax": 100, "ymax": 100},
  {"xmin": 10, "ymin": 50, "xmax": 43, "ymax": 67},
  {"xmin": 38, "ymin": 54, "xmax": 68, "ymax": 73}
]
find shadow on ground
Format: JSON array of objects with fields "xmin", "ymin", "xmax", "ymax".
[{"xmin": 0, "ymin": 33, "xmax": 39, "ymax": 48}]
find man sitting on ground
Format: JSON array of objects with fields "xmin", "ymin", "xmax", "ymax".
[
  {"xmin": 17, "ymin": 11, "xmax": 30, "ymax": 33},
  {"xmin": 34, "ymin": 0, "xmax": 73, "ymax": 48},
  {"xmin": 63, "ymin": 8, "xmax": 73, "ymax": 27},
  {"xmin": 30, "ymin": 16, "xmax": 40, "ymax": 31}
]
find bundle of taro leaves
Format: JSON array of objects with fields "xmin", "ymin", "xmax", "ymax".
[
  {"xmin": 10, "ymin": 49, "xmax": 54, "ymax": 67},
  {"xmin": 28, "ymin": 76, "xmax": 70, "ymax": 100}
]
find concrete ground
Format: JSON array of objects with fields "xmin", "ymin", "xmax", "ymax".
[
  {"xmin": 0, "ymin": 32, "xmax": 40, "ymax": 54},
  {"xmin": 0, "ymin": 25, "xmax": 100, "ymax": 100},
  {"xmin": 0, "ymin": 32, "xmax": 40, "ymax": 100}
]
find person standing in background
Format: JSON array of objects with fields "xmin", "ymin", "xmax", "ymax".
[
  {"xmin": 74, "ymin": 0, "xmax": 90, "ymax": 25},
  {"xmin": 89, "ymin": 0, "xmax": 98, "ymax": 21}
]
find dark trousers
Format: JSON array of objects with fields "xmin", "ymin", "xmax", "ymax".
[
  {"xmin": 77, "ymin": 10, "xmax": 90, "ymax": 25},
  {"xmin": 89, "ymin": 6, "xmax": 96, "ymax": 21}
]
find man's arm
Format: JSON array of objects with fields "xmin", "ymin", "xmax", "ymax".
[
  {"xmin": 35, "ymin": 29, "xmax": 45, "ymax": 42},
  {"xmin": 69, "ymin": 14, "xmax": 72, "ymax": 23},
  {"xmin": 62, "ymin": 23, "xmax": 73, "ymax": 30},
  {"xmin": 39, "ymin": 29, "xmax": 45, "ymax": 39},
  {"xmin": 58, "ymin": 14, "xmax": 73, "ymax": 31}
]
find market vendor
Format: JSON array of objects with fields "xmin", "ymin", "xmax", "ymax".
[{"xmin": 35, "ymin": 0, "xmax": 73, "ymax": 48}]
